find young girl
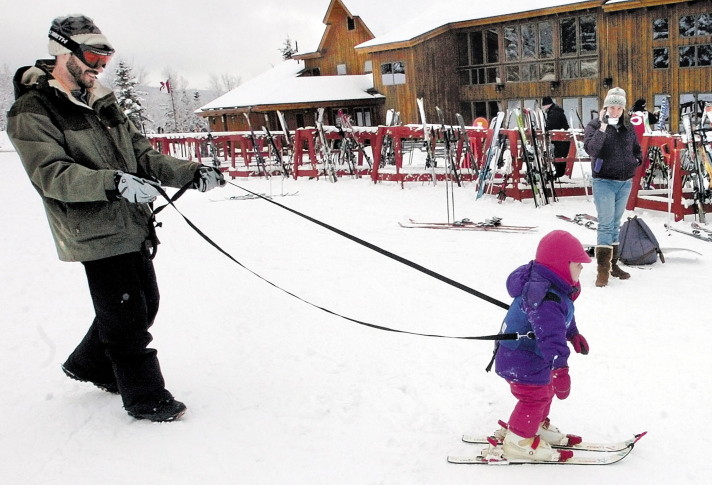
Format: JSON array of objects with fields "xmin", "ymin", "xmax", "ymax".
[{"xmin": 493, "ymin": 230, "xmax": 591, "ymax": 462}]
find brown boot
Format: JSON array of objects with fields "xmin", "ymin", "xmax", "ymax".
[
  {"xmin": 595, "ymin": 246, "xmax": 612, "ymax": 287},
  {"xmin": 610, "ymin": 244, "xmax": 631, "ymax": 279}
]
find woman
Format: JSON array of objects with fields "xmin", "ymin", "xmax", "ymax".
[{"xmin": 584, "ymin": 87, "xmax": 642, "ymax": 287}]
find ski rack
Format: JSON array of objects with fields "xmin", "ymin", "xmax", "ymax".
[
  {"xmin": 491, "ymin": 128, "xmax": 589, "ymax": 201},
  {"xmin": 145, "ymin": 129, "xmax": 708, "ymax": 222},
  {"xmin": 627, "ymin": 133, "xmax": 711, "ymax": 221},
  {"xmin": 291, "ymin": 126, "xmax": 375, "ymax": 180},
  {"xmin": 148, "ymin": 131, "xmax": 291, "ymax": 178}
]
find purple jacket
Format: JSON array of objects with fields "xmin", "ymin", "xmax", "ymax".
[
  {"xmin": 584, "ymin": 118, "xmax": 642, "ymax": 181},
  {"xmin": 494, "ymin": 262, "xmax": 580, "ymax": 385}
]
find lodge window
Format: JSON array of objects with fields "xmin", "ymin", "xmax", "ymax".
[
  {"xmin": 560, "ymin": 15, "xmax": 597, "ymax": 56},
  {"xmin": 653, "ymin": 18, "xmax": 669, "ymax": 40},
  {"xmin": 679, "ymin": 44, "xmax": 712, "ymax": 67},
  {"xmin": 679, "ymin": 13, "xmax": 712, "ymax": 38},
  {"xmin": 347, "ymin": 17, "xmax": 355, "ymax": 31},
  {"xmin": 504, "ymin": 22, "xmax": 554, "ymax": 62},
  {"xmin": 562, "ymin": 97, "xmax": 599, "ymax": 128},
  {"xmin": 353, "ymin": 108, "xmax": 372, "ymax": 126},
  {"xmin": 459, "ymin": 100, "xmax": 500, "ymax": 124},
  {"xmin": 457, "ymin": 29, "xmax": 500, "ymax": 85},
  {"xmin": 332, "ymin": 108, "xmax": 372, "ymax": 127},
  {"xmin": 458, "ymin": 13, "xmax": 597, "ymax": 86},
  {"xmin": 558, "ymin": 15, "xmax": 598, "ymax": 80},
  {"xmin": 653, "ymin": 48, "xmax": 670, "ymax": 69},
  {"xmin": 503, "ymin": 22, "xmax": 556, "ymax": 82},
  {"xmin": 679, "ymin": 92, "xmax": 712, "ymax": 130},
  {"xmin": 381, "ymin": 62, "xmax": 406, "ymax": 85}
]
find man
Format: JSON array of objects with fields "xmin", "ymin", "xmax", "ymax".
[
  {"xmin": 542, "ymin": 96, "xmax": 571, "ymax": 179},
  {"xmin": 8, "ymin": 15, "xmax": 225, "ymax": 422}
]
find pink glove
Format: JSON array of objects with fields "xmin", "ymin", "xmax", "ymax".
[
  {"xmin": 569, "ymin": 334, "xmax": 589, "ymax": 355},
  {"xmin": 551, "ymin": 367, "xmax": 571, "ymax": 400}
]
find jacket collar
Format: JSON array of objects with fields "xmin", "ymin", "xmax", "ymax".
[{"xmin": 15, "ymin": 59, "xmax": 113, "ymax": 109}]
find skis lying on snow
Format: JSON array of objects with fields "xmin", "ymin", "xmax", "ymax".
[
  {"xmin": 211, "ymin": 191, "xmax": 299, "ymax": 202},
  {"xmin": 400, "ymin": 217, "xmax": 536, "ymax": 232},
  {"xmin": 581, "ymin": 244, "xmax": 702, "ymax": 257},
  {"xmin": 692, "ymin": 222, "xmax": 712, "ymax": 235},
  {"xmin": 556, "ymin": 213, "xmax": 598, "ymax": 230},
  {"xmin": 665, "ymin": 223, "xmax": 712, "ymax": 242},
  {"xmin": 447, "ymin": 432, "xmax": 646, "ymax": 466}
]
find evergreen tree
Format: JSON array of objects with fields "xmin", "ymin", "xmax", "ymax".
[
  {"xmin": 279, "ymin": 36, "xmax": 296, "ymax": 60},
  {"xmin": 0, "ymin": 63, "xmax": 13, "ymax": 131},
  {"xmin": 114, "ymin": 60, "xmax": 148, "ymax": 133}
]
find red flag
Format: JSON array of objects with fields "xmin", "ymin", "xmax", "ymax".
[{"xmin": 160, "ymin": 79, "xmax": 172, "ymax": 93}]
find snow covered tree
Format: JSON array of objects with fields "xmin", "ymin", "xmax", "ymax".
[
  {"xmin": 157, "ymin": 70, "xmax": 207, "ymax": 133},
  {"xmin": 114, "ymin": 60, "xmax": 148, "ymax": 133},
  {"xmin": 207, "ymin": 73, "xmax": 241, "ymax": 99},
  {"xmin": 279, "ymin": 36, "xmax": 296, "ymax": 60},
  {"xmin": 0, "ymin": 63, "xmax": 13, "ymax": 131}
]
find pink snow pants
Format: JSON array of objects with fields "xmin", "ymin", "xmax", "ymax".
[{"xmin": 507, "ymin": 381, "xmax": 555, "ymax": 438}]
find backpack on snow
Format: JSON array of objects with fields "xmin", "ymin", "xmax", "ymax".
[{"xmin": 619, "ymin": 216, "xmax": 665, "ymax": 265}]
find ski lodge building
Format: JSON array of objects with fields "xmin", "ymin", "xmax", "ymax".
[{"xmin": 196, "ymin": 0, "xmax": 712, "ymax": 133}]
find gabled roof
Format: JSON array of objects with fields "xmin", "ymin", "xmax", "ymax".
[
  {"xmin": 356, "ymin": 0, "xmax": 604, "ymax": 51},
  {"xmin": 197, "ymin": 59, "xmax": 382, "ymax": 113},
  {"xmin": 294, "ymin": 0, "xmax": 374, "ymax": 60}
]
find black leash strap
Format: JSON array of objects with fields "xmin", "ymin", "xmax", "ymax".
[
  {"xmin": 227, "ymin": 181, "xmax": 510, "ymax": 311},
  {"xmin": 151, "ymin": 183, "xmax": 516, "ymax": 341}
]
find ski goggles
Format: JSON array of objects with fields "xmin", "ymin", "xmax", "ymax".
[{"xmin": 48, "ymin": 28, "xmax": 115, "ymax": 69}]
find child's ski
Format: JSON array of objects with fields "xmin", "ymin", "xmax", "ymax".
[
  {"xmin": 461, "ymin": 431, "xmax": 645, "ymax": 453},
  {"xmin": 448, "ymin": 432, "xmax": 645, "ymax": 465}
]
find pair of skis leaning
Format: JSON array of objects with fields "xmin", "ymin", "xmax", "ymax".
[
  {"xmin": 475, "ymin": 109, "xmax": 556, "ymax": 205},
  {"xmin": 447, "ymin": 431, "xmax": 646, "ymax": 465},
  {"xmin": 515, "ymin": 108, "xmax": 556, "ymax": 207}
]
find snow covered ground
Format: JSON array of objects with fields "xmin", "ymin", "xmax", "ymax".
[{"xmin": 2, "ymin": 133, "xmax": 711, "ymax": 484}]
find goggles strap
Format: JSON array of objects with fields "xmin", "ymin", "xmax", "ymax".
[{"xmin": 48, "ymin": 27, "xmax": 114, "ymax": 57}]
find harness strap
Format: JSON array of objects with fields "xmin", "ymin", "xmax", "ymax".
[{"xmin": 150, "ymin": 183, "xmax": 515, "ymax": 341}]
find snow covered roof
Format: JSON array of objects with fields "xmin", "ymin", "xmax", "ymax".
[
  {"xmin": 197, "ymin": 59, "xmax": 382, "ymax": 113},
  {"xmin": 357, "ymin": 0, "xmax": 602, "ymax": 50}
]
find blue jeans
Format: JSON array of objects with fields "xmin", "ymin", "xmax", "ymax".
[{"xmin": 592, "ymin": 178, "xmax": 633, "ymax": 246}]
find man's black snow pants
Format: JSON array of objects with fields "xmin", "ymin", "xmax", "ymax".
[{"xmin": 65, "ymin": 250, "xmax": 166, "ymax": 409}]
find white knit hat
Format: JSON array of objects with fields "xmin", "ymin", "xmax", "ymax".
[
  {"xmin": 603, "ymin": 87, "xmax": 627, "ymax": 109},
  {"xmin": 48, "ymin": 14, "xmax": 114, "ymax": 56}
]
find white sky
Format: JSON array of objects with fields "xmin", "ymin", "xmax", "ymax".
[
  {"xmin": 0, "ymin": 0, "xmax": 437, "ymax": 90},
  {"xmin": 1, "ymin": 0, "xmax": 609, "ymax": 90}
]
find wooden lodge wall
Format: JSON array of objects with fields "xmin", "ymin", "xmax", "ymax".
[
  {"xmin": 601, "ymin": 1, "xmax": 712, "ymax": 131},
  {"xmin": 300, "ymin": 1, "xmax": 374, "ymax": 77},
  {"xmin": 366, "ymin": 0, "xmax": 712, "ymax": 127},
  {"xmin": 201, "ymin": 0, "xmax": 712, "ymax": 132}
]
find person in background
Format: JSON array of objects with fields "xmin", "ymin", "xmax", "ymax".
[
  {"xmin": 631, "ymin": 98, "xmax": 659, "ymax": 129},
  {"xmin": 584, "ymin": 87, "xmax": 642, "ymax": 287},
  {"xmin": 542, "ymin": 96, "xmax": 571, "ymax": 179},
  {"xmin": 490, "ymin": 230, "xmax": 591, "ymax": 463},
  {"xmin": 8, "ymin": 14, "xmax": 225, "ymax": 422}
]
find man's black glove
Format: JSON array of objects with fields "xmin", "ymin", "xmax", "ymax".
[
  {"xmin": 193, "ymin": 166, "xmax": 226, "ymax": 192},
  {"xmin": 115, "ymin": 171, "xmax": 161, "ymax": 203}
]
